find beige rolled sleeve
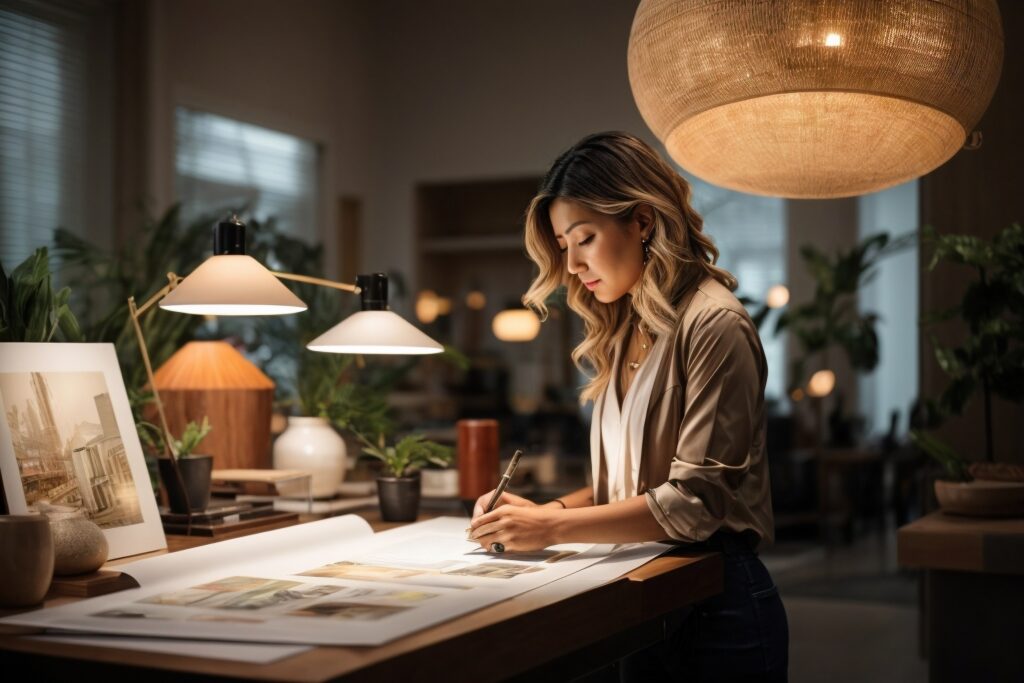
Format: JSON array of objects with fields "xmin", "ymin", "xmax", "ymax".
[{"xmin": 645, "ymin": 306, "xmax": 766, "ymax": 543}]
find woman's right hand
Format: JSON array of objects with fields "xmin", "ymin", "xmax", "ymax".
[{"xmin": 471, "ymin": 490, "xmax": 537, "ymax": 519}]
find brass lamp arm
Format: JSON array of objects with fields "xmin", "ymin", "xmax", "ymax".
[
  {"xmin": 132, "ymin": 273, "xmax": 184, "ymax": 318},
  {"xmin": 270, "ymin": 271, "xmax": 360, "ymax": 294},
  {"xmin": 127, "ymin": 275, "xmax": 183, "ymax": 462}
]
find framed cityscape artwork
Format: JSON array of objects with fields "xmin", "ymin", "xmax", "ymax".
[{"xmin": 0, "ymin": 343, "xmax": 166, "ymax": 559}]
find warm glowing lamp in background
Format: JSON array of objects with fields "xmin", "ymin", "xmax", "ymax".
[
  {"xmin": 766, "ymin": 285, "xmax": 790, "ymax": 309},
  {"xmin": 416, "ymin": 290, "xmax": 440, "ymax": 324},
  {"xmin": 806, "ymin": 369, "xmax": 836, "ymax": 398},
  {"xmin": 628, "ymin": 0, "xmax": 1004, "ymax": 198},
  {"xmin": 466, "ymin": 290, "xmax": 486, "ymax": 310},
  {"xmin": 492, "ymin": 308, "xmax": 540, "ymax": 342}
]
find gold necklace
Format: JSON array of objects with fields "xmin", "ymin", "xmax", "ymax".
[{"xmin": 627, "ymin": 323, "xmax": 652, "ymax": 371}]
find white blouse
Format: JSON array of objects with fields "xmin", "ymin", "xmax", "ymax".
[{"xmin": 599, "ymin": 331, "xmax": 668, "ymax": 502}]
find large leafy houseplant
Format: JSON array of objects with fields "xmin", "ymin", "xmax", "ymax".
[
  {"xmin": 911, "ymin": 223, "xmax": 1024, "ymax": 478},
  {"xmin": 775, "ymin": 232, "xmax": 915, "ymax": 394}
]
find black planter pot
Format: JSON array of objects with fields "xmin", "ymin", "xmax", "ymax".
[
  {"xmin": 158, "ymin": 454, "xmax": 214, "ymax": 513},
  {"xmin": 376, "ymin": 474, "xmax": 421, "ymax": 522}
]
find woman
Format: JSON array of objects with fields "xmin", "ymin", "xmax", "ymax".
[{"xmin": 468, "ymin": 132, "xmax": 789, "ymax": 681}]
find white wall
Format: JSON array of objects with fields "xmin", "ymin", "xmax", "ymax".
[
  {"xmin": 145, "ymin": 0, "xmax": 373, "ymax": 274},
  {"xmin": 360, "ymin": 0, "xmax": 649, "ymax": 311}
]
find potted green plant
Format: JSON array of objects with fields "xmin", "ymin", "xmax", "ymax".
[
  {"xmin": 156, "ymin": 417, "xmax": 215, "ymax": 513},
  {"xmin": 1, "ymin": 247, "xmax": 83, "ymax": 343},
  {"xmin": 911, "ymin": 223, "xmax": 1024, "ymax": 516},
  {"xmin": 357, "ymin": 432, "xmax": 454, "ymax": 521}
]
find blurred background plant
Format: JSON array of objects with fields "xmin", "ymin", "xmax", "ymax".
[
  {"xmin": 910, "ymin": 222, "xmax": 1024, "ymax": 476},
  {"xmin": 774, "ymin": 232, "xmax": 916, "ymax": 395},
  {"xmin": 1, "ymin": 247, "xmax": 83, "ymax": 343}
]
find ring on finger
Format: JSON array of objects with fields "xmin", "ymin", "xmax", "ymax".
[{"xmin": 490, "ymin": 542, "xmax": 505, "ymax": 554}]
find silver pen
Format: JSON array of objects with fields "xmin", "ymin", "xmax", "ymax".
[{"xmin": 484, "ymin": 449, "xmax": 524, "ymax": 514}]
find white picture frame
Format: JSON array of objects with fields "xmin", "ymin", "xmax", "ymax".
[{"xmin": 0, "ymin": 342, "xmax": 167, "ymax": 559}]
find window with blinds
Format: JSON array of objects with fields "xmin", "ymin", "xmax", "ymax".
[
  {"xmin": 0, "ymin": 3, "xmax": 88, "ymax": 268},
  {"xmin": 174, "ymin": 108, "xmax": 321, "ymax": 245}
]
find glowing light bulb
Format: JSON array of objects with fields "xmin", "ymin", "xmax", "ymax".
[
  {"xmin": 766, "ymin": 284, "xmax": 790, "ymax": 309},
  {"xmin": 492, "ymin": 309, "xmax": 540, "ymax": 342},
  {"xmin": 807, "ymin": 369, "xmax": 836, "ymax": 398},
  {"xmin": 416, "ymin": 290, "xmax": 440, "ymax": 324},
  {"xmin": 824, "ymin": 32, "xmax": 842, "ymax": 47}
]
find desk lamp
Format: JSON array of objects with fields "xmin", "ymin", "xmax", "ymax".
[{"xmin": 128, "ymin": 215, "xmax": 442, "ymax": 528}]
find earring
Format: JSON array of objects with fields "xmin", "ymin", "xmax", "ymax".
[{"xmin": 641, "ymin": 235, "xmax": 651, "ymax": 264}]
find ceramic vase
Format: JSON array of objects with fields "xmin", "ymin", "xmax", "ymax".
[
  {"xmin": 273, "ymin": 416, "xmax": 347, "ymax": 498},
  {"xmin": 0, "ymin": 515, "xmax": 54, "ymax": 607},
  {"xmin": 44, "ymin": 507, "xmax": 108, "ymax": 576}
]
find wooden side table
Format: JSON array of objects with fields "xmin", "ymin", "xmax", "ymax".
[{"xmin": 897, "ymin": 511, "xmax": 1024, "ymax": 683}]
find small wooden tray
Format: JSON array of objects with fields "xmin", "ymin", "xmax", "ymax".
[{"xmin": 48, "ymin": 569, "xmax": 139, "ymax": 597}]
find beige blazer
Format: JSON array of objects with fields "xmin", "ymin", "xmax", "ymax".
[{"xmin": 590, "ymin": 277, "xmax": 775, "ymax": 549}]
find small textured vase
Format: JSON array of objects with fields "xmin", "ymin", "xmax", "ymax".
[
  {"xmin": 0, "ymin": 515, "xmax": 54, "ymax": 607},
  {"xmin": 273, "ymin": 416, "xmax": 347, "ymax": 498},
  {"xmin": 44, "ymin": 507, "xmax": 109, "ymax": 576}
]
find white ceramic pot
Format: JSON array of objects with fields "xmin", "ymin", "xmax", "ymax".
[{"xmin": 273, "ymin": 417, "xmax": 347, "ymax": 498}]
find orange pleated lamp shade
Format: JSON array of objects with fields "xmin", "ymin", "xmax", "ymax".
[
  {"xmin": 628, "ymin": 0, "xmax": 1004, "ymax": 198},
  {"xmin": 152, "ymin": 341, "xmax": 275, "ymax": 470}
]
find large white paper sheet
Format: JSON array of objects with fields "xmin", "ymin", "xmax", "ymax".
[{"xmin": 1, "ymin": 515, "xmax": 657, "ymax": 646}]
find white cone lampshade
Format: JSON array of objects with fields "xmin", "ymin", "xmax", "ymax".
[
  {"xmin": 160, "ymin": 255, "xmax": 307, "ymax": 316},
  {"xmin": 628, "ymin": 0, "xmax": 1004, "ymax": 198},
  {"xmin": 307, "ymin": 310, "xmax": 444, "ymax": 355}
]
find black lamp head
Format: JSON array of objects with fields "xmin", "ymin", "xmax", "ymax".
[
  {"xmin": 356, "ymin": 273, "xmax": 388, "ymax": 311},
  {"xmin": 213, "ymin": 215, "xmax": 247, "ymax": 255}
]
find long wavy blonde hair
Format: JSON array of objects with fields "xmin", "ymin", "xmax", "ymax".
[{"xmin": 523, "ymin": 132, "xmax": 736, "ymax": 403}]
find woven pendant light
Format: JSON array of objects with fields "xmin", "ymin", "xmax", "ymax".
[{"xmin": 628, "ymin": 0, "xmax": 1004, "ymax": 198}]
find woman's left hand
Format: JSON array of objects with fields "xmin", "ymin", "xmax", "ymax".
[{"xmin": 468, "ymin": 504, "xmax": 560, "ymax": 553}]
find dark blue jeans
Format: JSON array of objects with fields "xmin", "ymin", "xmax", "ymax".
[{"xmin": 619, "ymin": 532, "xmax": 789, "ymax": 682}]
